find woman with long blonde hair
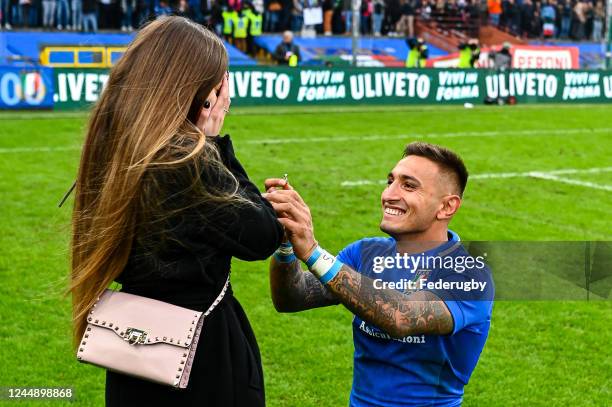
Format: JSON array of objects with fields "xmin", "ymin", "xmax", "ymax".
[{"xmin": 70, "ymin": 16, "xmax": 283, "ymax": 405}]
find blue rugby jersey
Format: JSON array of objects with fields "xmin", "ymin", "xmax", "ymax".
[{"xmin": 336, "ymin": 231, "xmax": 494, "ymax": 407}]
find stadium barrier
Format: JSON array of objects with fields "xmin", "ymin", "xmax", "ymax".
[{"xmin": 3, "ymin": 66, "xmax": 612, "ymax": 110}]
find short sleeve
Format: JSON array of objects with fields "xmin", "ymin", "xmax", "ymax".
[
  {"xmin": 337, "ymin": 240, "xmax": 363, "ymax": 271},
  {"xmin": 426, "ymin": 266, "xmax": 494, "ymax": 335},
  {"xmin": 444, "ymin": 298, "xmax": 493, "ymax": 335}
]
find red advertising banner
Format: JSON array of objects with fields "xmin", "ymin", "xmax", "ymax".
[{"xmin": 427, "ymin": 45, "xmax": 580, "ymax": 69}]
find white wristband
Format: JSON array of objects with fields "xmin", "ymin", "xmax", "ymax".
[{"xmin": 305, "ymin": 245, "xmax": 343, "ymax": 284}]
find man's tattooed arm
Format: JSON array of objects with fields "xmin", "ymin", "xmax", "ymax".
[
  {"xmin": 269, "ymin": 257, "xmax": 340, "ymax": 312},
  {"xmin": 326, "ymin": 264, "xmax": 454, "ymax": 338}
]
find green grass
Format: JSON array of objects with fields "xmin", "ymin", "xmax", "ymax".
[{"xmin": 1, "ymin": 104, "xmax": 611, "ymax": 406}]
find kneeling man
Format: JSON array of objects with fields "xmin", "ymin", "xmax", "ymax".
[{"xmin": 265, "ymin": 142, "xmax": 494, "ymax": 407}]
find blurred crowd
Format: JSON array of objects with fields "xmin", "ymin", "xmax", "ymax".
[
  {"xmin": 487, "ymin": 0, "xmax": 607, "ymax": 41},
  {"xmin": 0, "ymin": 0, "xmax": 606, "ymax": 41}
]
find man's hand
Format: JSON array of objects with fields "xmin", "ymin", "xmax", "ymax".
[{"xmin": 263, "ymin": 179, "xmax": 317, "ymax": 261}]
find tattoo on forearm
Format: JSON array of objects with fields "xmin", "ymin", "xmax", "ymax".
[
  {"xmin": 326, "ymin": 265, "xmax": 453, "ymax": 337},
  {"xmin": 270, "ymin": 259, "xmax": 339, "ymax": 312}
]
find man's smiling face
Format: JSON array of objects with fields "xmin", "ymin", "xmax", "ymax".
[{"xmin": 380, "ymin": 155, "xmax": 449, "ymax": 240}]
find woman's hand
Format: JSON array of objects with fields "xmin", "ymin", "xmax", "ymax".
[{"xmin": 195, "ymin": 74, "xmax": 231, "ymax": 137}]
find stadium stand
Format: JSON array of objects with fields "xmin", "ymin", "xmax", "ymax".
[
  {"xmin": 0, "ymin": 0, "xmax": 605, "ymax": 42},
  {"xmin": 255, "ymin": 34, "xmax": 446, "ymax": 66},
  {"xmin": 0, "ymin": 32, "xmax": 257, "ymax": 66}
]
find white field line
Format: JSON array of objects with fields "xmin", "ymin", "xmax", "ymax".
[
  {"xmin": 244, "ymin": 127, "xmax": 612, "ymax": 145},
  {"xmin": 341, "ymin": 167, "xmax": 612, "ymax": 192},
  {"xmin": 529, "ymin": 172, "xmax": 612, "ymax": 192},
  {"xmin": 2, "ymin": 127, "xmax": 611, "ymax": 154}
]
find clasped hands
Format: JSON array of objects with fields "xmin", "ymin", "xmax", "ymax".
[{"xmin": 263, "ymin": 178, "xmax": 318, "ymax": 262}]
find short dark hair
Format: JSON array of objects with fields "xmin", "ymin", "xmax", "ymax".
[{"xmin": 403, "ymin": 142, "xmax": 469, "ymax": 196}]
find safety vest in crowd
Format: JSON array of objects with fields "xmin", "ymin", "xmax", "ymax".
[
  {"xmin": 222, "ymin": 10, "xmax": 236, "ymax": 35},
  {"xmin": 248, "ymin": 12, "xmax": 263, "ymax": 36},
  {"xmin": 233, "ymin": 14, "xmax": 249, "ymax": 38},
  {"xmin": 457, "ymin": 47, "xmax": 473, "ymax": 68},
  {"xmin": 405, "ymin": 46, "xmax": 427, "ymax": 68}
]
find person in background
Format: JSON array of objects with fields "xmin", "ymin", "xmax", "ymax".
[
  {"xmin": 331, "ymin": 0, "xmax": 344, "ymax": 34},
  {"xmin": 572, "ymin": 0, "xmax": 585, "ymax": 40},
  {"xmin": 81, "ymin": 0, "xmax": 97, "ymax": 31},
  {"xmin": 323, "ymin": 0, "xmax": 333, "ymax": 35},
  {"xmin": 136, "ymin": 0, "xmax": 152, "ymax": 26},
  {"xmin": 232, "ymin": 7, "xmax": 249, "ymax": 52},
  {"xmin": 190, "ymin": 0, "xmax": 202, "ymax": 23},
  {"xmin": 18, "ymin": 0, "xmax": 31, "ymax": 28},
  {"xmin": 210, "ymin": 0, "xmax": 224, "ymax": 35},
  {"xmin": 372, "ymin": 0, "xmax": 384, "ymax": 36},
  {"xmin": 120, "ymin": 0, "xmax": 135, "ymax": 30},
  {"xmin": 584, "ymin": 0, "xmax": 593, "ymax": 40},
  {"xmin": 155, "ymin": 0, "xmax": 172, "ymax": 17},
  {"xmin": 245, "ymin": 2, "xmax": 263, "ymax": 56},
  {"xmin": 342, "ymin": 0, "xmax": 351, "ymax": 33},
  {"xmin": 360, "ymin": 0, "xmax": 372, "ymax": 35},
  {"xmin": 532, "ymin": 1, "xmax": 542, "ymax": 37},
  {"xmin": 176, "ymin": 0, "xmax": 195, "ymax": 19},
  {"xmin": 98, "ymin": 0, "xmax": 113, "ymax": 28},
  {"xmin": 520, "ymin": 0, "xmax": 534, "ymax": 38},
  {"xmin": 396, "ymin": 0, "xmax": 416, "ymax": 38},
  {"xmin": 290, "ymin": 0, "xmax": 302, "ymax": 32},
  {"xmin": 541, "ymin": 0, "xmax": 555, "ymax": 38},
  {"xmin": 8, "ymin": 0, "xmax": 19, "ymax": 27},
  {"xmin": 1, "ymin": 0, "xmax": 12, "ymax": 28},
  {"xmin": 279, "ymin": 0, "xmax": 290, "ymax": 30},
  {"xmin": 265, "ymin": 0, "xmax": 282, "ymax": 32},
  {"xmin": 557, "ymin": 0, "xmax": 573, "ymax": 38},
  {"xmin": 70, "ymin": 0, "xmax": 82, "ymax": 29},
  {"xmin": 421, "ymin": 0, "xmax": 432, "ymax": 20},
  {"xmin": 42, "ymin": 0, "xmax": 55, "ymax": 28},
  {"xmin": 29, "ymin": 0, "xmax": 39, "ymax": 27},
  {"xmin": 405, "ymin": 37, "xmax": 428, "ymax": 67},
  {"xmin": 274, "ymin": 29, "xmax": 300, "ymax": 66},
  {"xmin": 222, "ymin": 5, "xmax": 236, "ymax": 42},
  {"xmin": 55, "ymin": 0, "xmax": 68, "ymax": 29},
  {"xmin": 487, "ymin": 0, "xmax": 501, "ymax": 26},
  {"xmin": 592, "ymin": 0, "xmax": 604, "ymax": 42},
  {"xmin": 384, "ymin": 0, "xmax": 402, "ymax": 36},
  {"xmin": 504, "ymin": 0, "xmax": 520, "ymax": 35},
  {"xmin": 457, "ymin": 38, "xmax": 479, "ymax": 68},
  {"xmin": 252, "ymin": 0, "xmax": 263, "ymax": 14},
  {"xmin": 488, "ymin": 41, "xmax": 512, "ymax": 69},
  {"xmin": 17, "ymin": 0, "xmax": 25, "ymax": 27}
]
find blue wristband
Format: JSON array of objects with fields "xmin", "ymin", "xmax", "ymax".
[
  {"xmin": 274, "ymin": 252, "xmax": 297, "ymax": 263},
  {"xmin": 319, "ymin": 260, "xmax": 343, "ymax": 284},
  {"xmin": 305, "ymin": 246, "xmax": 322, "ymax": 268}
]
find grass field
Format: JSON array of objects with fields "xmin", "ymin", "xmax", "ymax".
[{"xmin": 1, "ymin": 104, "xmax": 611, "ymax": 406}]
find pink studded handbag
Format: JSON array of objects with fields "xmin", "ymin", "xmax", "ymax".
[{"xmin": 76, "ymin": 276, "xmax": 230, "ymax": 389}]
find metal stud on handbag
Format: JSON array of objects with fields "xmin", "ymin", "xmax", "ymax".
[{"xmin": 76, "ymin": 275, "xmax": 230, "ymax": 388}]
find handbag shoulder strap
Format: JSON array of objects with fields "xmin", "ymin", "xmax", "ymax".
[{"xmin": 203, "ymin": 274, "xmax": 230, "ymax": 318}]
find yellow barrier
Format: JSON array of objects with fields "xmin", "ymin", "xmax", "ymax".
[{"xmin": 40, "ymin": 46, "xmax": 126, "ymax": 68}]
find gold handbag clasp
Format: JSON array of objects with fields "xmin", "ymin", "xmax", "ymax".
[{"xmin": 124, "ymin": 328, "xmax": 147, "ymax": 345}]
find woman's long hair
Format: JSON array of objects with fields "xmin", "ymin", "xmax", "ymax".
[{"xmin": 70, "ymin": 16, "xmax": 243, "ymax": 349}]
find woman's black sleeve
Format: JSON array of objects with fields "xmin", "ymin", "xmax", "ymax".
[{"xmin": 196, "ymin": 135, "xmax": 284, "ymax": 261}]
